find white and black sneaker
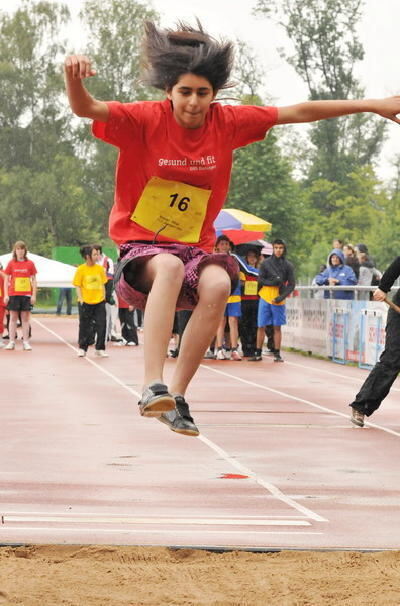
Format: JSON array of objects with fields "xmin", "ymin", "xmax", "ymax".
[
  {"xmin": 351, "ymin": 407, "xmax": 365, "ymax": 427},
  {"xmin": 158, "ymin": 395, "xmax": 199, "ymax": 436},
  {"xmin": 138, "ymin": 382, "xmax": 175, "ymax": 417}
]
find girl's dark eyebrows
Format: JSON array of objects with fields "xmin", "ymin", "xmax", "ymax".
[{"xmin": 177, "ymin": 86, "xmax": 211, "ymax": 91}]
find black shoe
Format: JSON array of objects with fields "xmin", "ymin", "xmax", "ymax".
[
  {"xmin": 158, "ymin": 395, "xmax": 200, "ymax": 436},
  {"xmin": 169, "ymin": 348, "xmax": 179, "ymax": 358},
  {"xmin": 274, "ymin": 352, "xmax": 284, "ymax": 362},
  {"xmin": 138, "ymin": 382, "xmax": 175, "ymax": 417},
  {"xmin": 248, "ymin": 354, "xmax": 262, "ymax": 361}
]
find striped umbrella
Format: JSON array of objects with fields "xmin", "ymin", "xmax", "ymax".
[{"xmin": 214, "ymin": 208, "xmax": 271, "ymax": 232}]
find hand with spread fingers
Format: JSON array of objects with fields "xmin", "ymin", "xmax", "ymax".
[{"xmin": 64, "ymin": 55, "xmax": 97, "ymax": 80}]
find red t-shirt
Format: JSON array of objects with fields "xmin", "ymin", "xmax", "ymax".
[
  {"xmin": 0, "ymin": 272, "xmax": 4, "ymax": 305},
  {"xmin": 5, "ymin": 259, "xmax": 37, "ymax": 296},
  {"xmin": 92, "ymin": 99, "xmax": 278, "ymax": 252}
]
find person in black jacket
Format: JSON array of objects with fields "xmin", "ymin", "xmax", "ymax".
[
  {"xmin": 349, "ymin": 256, "xmax": 400, "ymax": 427},
  {"xmin": 249, "ymin": 239, "xmax": 295, "ymax": 362}
]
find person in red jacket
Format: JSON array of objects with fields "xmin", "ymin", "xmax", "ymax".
[
  {"xmin": 3, "ymin": 241, "xmax": 37, "ymax": 351},
  {"xmin": 64, "ymin": 19, "xmax": 400, "ymax": 437},
  {"xmin": 0, "ymin": 262, "xmax": 6, "ymax": 348}
]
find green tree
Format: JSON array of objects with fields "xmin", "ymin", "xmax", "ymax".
[
  {"xmin": 228, "ymin": 129, "xmax": 311, "ymax": 265},
  {"xmin": 74, "ymin": 0, "xmax": 160, "ymax": 240},
  {"xmin": 0, "ymin": 1, "xmax": 100, "ymax": 254},
  {"xmin": 254, "ymin": 0, "xmax": 387, "ymax": 187}
]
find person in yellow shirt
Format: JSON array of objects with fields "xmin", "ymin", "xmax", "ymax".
[{"xmin": 73, "ymin": 245, "xmax": 108, "ymax": 358}]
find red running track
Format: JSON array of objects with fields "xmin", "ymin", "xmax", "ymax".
[{"xmin": 1, "ymin": 316, "xmax": 400, "ymax": 550}]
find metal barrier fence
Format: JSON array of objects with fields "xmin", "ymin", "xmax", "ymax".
[{"xmin": 285, "ymin": 286, "xmax": 392, "ymax": 369}]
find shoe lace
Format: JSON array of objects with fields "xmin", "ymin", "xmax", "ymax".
[{"xmin": 175, "ymin": 396, "xmax": 194, "ymax": 422}]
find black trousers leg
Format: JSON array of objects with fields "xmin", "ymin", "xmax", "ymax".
[
  {"xmin": 79, "ymin": 303, "xmax": 95, "ymax": 350},
  {"xmin": 119, "ymin": 308, "xmax": 138, "ymax": 344},
  {"xmin": 239, "ymin": 300, "xmax": 258, "ymax": 356},
  {"xmin": 93, "ymin": 301, "xmax": 107, "ymax": 350},
  {"xmin": 350, "ymin": 306, "xmax": 400, "ymax": 416}
]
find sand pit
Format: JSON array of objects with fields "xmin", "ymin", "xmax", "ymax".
[{"xmin": 1, "ymin": 545, "xmax": 400, "ymax": 605}]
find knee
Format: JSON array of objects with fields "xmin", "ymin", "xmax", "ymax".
[
  {"xmin": 149, "ymin": 254, "xmax": 185, "ymax": 284},
  {"xmin": 199, "ymin": 273, "xmax": 231, "ymax": 305}
]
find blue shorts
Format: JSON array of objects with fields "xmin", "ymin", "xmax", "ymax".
[
  {"xmin": 225, "ymin": 301, "xmax": 241, "ymax": 317},
  {"xmin": 257, "ymin": 299, "xmax": 286, "ymax": 327}
]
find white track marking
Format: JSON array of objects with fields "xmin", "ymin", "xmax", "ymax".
[
  {"xmin": 0, "ymin": 527, "xmax": 323, "ymax": 537},
  {"xmin": 198, "ymin": 435, "xmax": 327, "ymax": 522},
  {"xmin": 2, "ymin": 514, "xmax": 310, "ymax": 526},
  {"xmin": 199, "ymin": 364, "xmax": 400, "ymax": 438},
  {"xmin": 33, "ymin": 319, "xmax": 327, "ymax": 524}
]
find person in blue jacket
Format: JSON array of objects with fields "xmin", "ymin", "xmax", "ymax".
[{"xmin": 315, "ymin": 248, "xmax": 357, "ymax": 299}]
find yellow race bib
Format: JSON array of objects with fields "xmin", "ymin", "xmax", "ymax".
[
  {"xmin": 244, "ymin": 280, "xmax": 258, "ymax": 296},
  {"xmin": 15, "ymin": 277, "xmax": 31, "ymax": 292},
  {"xmin": 131, "ymin": 177, "xmax": 211, "ymax": 243}
]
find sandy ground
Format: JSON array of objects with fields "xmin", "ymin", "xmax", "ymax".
[{"xmin": 1, "ymin": 546, "xmax": 400, "ymax": 605}]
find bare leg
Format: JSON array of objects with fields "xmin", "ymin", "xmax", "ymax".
[
  {"xmin": 8, "ymin": 311, "xmax": 18, "ymax": 342},
  {"xmin": 21, "ymin": 311, "xmax": 31, "ymax": 342},
  {"xmin": 170, "ymin": 265, "xmax": 230, "ymax": 395},
  {"xmin": 140, "ymin": 254, "xmax": 184, "ymax": 386},
  {"xmin": 228, "ymin": 316, "xmax": 239, "ymax": 348}
]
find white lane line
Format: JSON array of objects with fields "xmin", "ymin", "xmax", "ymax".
[
  {"xmin": 284, "ymin": 358, "xmax": 400, "ymax": 393},
  {"xmin": 0, "ymin": 527, "xmax": 323, "ymax": 536},
  {"xmin": 2, "ymin": 514, "xmax": 310, "ymax": 526},
  {"xmin": 1, "ymin": 511, "xmax": 308, "ymax": 520},
  {"xmin": 198, "ymin": 435, "xmax": 327, "ymax": 522},
  {"xmin": 33, "ymin": 319, "xmax": 327, "ymax": 524},
  {"xmin": 199, "ymin": 363, "xmax": 400, "ymax": 439}
]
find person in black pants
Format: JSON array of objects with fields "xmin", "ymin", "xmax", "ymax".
[
  {"xmin": 73, "ymin": 245, "xmax": 108, "ymax": 358},
  {"xmin": 117, "ymin": 295, "xmax": 138, "ymax": 345},
  {"xmin": 349, "ymin": 256, "xmax": 400, "ymax": 427}
]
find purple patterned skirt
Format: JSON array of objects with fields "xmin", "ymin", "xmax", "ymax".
[{"xmin": 114, "ymin": 241, "xmax": 239, "ymax": 311}]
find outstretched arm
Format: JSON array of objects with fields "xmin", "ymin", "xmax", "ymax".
[
  {"xmin": 276, "ymin": 97, "xmax": 400, "ymax": 125},
  {"xmin": 64, "ymin": 55, "xmax": 109, "ymax": 122}
]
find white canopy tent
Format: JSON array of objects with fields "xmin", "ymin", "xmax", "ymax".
[{"xmin": 0, "ymin": 252, "xmax": 76, "ymax": 288}]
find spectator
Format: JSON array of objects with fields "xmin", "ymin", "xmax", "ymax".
[
  {"xmin": 315, "ymin": 248, "xmax": 357, "ymax": 300},
  {"xmin": 250, "ymin": 238, "xmax": 295, "ymax": 363},
  {"xmin": 357, "ymin": 252, "xmax": 382, "ymax": 301},
  {"xmin": 56, "ymin": 287, "xmax": 73, "ymax": 315},
  {"xmin": 117, "ymin": 294, "xmax": 138, "ymax": 346},
  {"xmin": 214, "ymin": 235, "xmax": 242, "ymax": 360},
  {"xmin": 3, "ymin": 241, "xmax": 37, "ymax": 351},
  {"xmin": 93, "ymin": 244, "xmax": 116, "ymax": 341},
  {"xmin": 355, "ymin": 243, "xmax": 377, "ymax": 268},
  {"xmin": 73, "ymin": 245, "xmax": 108, "ymax": 358},
  {"xmin": 343, "ymin": 244, "xmax": 360, "ymax": 280},
  {"xmin": 332, "ymin": 238, "xmax": 344, "ymax": 250},
  {"xmin": 238, "ymin": 248, "xmax": 260, "ymax": 358},
  {"xmin": 0, "ymin": 262, "xmax": 6, "ymax": 348},
  {"xmin": 349, "ymin": 256, "xmax": 400, "ymax": 427}
]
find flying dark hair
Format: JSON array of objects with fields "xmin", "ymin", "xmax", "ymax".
[{"xmin": 142, "ymin": 20, "xmax": 234, "ymax": 92}]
